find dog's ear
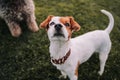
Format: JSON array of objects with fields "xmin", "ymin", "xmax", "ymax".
[
  {"xmin": 40, "ymin": 15, "xmax": 54, "ymax": 29},
  {"xmin": 69, "ymin": 17, "xmax": 80, "ymax": 32}
]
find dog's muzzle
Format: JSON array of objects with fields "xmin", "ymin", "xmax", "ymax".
[
  {"xmin": 54, "ymin": 24, "xmax": 64, "ymax": 37},
  {"xmin": 55, "ymin": 24, "xmax": 62, "ymax": 32}
]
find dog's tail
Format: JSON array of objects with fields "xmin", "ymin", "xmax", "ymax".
[{"xmin": 101, "ymin": 9, "xmax": 114, "ymax": 34}]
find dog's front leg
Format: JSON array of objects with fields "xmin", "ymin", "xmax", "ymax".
[
  {"xmin": 66, "ymin": 68, "xmax": 78, "ymax": 80},
  {"xmin": 68, "ymin": 74, "xmax": 78, "ymax": 80},
  {"xmin": 67, "ymin": 63, "xmax": 80, "ymax": 80},
  {"xmin": 5, "ymin": 20, "xmax": 22, "ymax": 37},
  {"xmin": 59, "ymin": 71, "xmax": 67, "ymax": 79},
  {"xmin": 26, "ymin": 13, "xmax": 39, "ymax": 32}
]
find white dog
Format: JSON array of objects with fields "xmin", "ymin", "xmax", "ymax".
[{"xmin": 40, "ymin": 10, "xmax": 114, "ymax": 80}]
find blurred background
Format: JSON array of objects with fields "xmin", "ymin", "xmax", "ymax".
[{"xmin": 0, "ymin": 0, "xmax": 120, "ymax": 80}]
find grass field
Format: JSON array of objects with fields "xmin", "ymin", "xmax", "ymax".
[{"xmin": 0, "ymin": 0, "xmax": 120, "ymax": 80}]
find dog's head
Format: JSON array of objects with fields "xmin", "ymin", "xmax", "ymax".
[{"xmin": 40, "ymin": 15, "xmax": 80, "ymax": 41}]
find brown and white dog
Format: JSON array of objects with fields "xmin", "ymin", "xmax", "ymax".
[{"xmin": 40, "ymin": 10, "xmax": 114, "ymax": 80}]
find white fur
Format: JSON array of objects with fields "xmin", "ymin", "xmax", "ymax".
[{"xmin": 48, "ymin": 10, "xmax": 114, "ymax": 80}]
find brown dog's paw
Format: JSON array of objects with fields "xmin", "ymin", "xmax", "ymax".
[
  {"xmin": 11, "ymin": 26, "xmax": 22, "ymax": 37},
  {"xmin": 7, "ymin": 22, "xmax": 22, "ymax": 37}
]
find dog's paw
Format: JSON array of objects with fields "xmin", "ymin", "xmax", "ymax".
[
  {"xmin": 11, "ymin": 26, "xmax": 22, "ymax": 37},
  {"xmin": 27, "ymin": 20, "xmax": 39, "ymax": 32},
  {"xmin": 58, "ymin": 75, "xmax": 67, "ymax": 79},
  {"xmin": 98, "ymin": 71, "xmax": 103, "ymax": 76}
]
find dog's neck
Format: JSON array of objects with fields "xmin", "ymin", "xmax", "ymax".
[{"xmin": 49, "ymin": 40, "xmax": 71, "ymax": 59}]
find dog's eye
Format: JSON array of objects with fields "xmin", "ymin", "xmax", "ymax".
[
  {"xmin": 64, "ymin": 23, "xmax": 70, "ymax": 27},
  {"xmin": 50, "ymin": 22, "xmax": 55, "ymax": 26}
]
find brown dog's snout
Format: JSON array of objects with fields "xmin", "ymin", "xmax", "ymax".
[{"xmin": 55, "ymin": 24, "xmax": 62, "ymax": 32}]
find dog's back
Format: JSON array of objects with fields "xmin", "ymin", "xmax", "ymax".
[
  {"xmin": 71, "ymin": 10, "xmax": 114, "ymax": 64},
  {"xmin": 71, "ymin": 30, "xmax": 110, "ymax": 63}
]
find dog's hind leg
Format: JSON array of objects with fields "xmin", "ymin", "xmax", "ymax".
[
  {"xmin": 98, "ymin": 53, "xmax": 108, "ymax": 76},
  {"xmin": 5, "ymin": 20, "xmax": 22, "ymax": 37},
  {"xmin": 98, "ymin": 47, "xmax": 111, "ymax": 76}
]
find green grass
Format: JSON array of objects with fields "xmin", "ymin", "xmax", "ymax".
[{"xmin": 0, "ymin": 0, "xmax": 120, "ymax": 80}]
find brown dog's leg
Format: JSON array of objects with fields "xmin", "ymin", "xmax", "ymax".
[
  {"xmin": 5, "ymin": 20, "xmax": 22, "ymax": 37},
  {"xmin": 26, "ymin": 13, "xmax": 39, "ymax": 32}
]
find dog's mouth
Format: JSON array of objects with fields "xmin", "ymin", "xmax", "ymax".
[{"xmin": 53, "ymin": 32, "xmax": 65, "ymax": 37}]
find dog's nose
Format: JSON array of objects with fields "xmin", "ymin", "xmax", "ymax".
[{"xmin": 55, "ymin": 24, "xmax": 62, "ymax": 32}]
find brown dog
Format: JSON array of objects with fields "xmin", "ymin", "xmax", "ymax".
[{"xmin": 0, "ymin": 0, "xmax": 39, "ymax": 37}]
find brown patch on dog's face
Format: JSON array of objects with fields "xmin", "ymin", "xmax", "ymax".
[
  {"xmin": 60, "ymin": 17, "xmax": 81, "ymax": 39},
  {"xmin": 40, "ymin": 15, "xmax": 54, "ymax": 30},
  {"xmin": 60, "ymin": 17, "xmax": 72, "ymax": 39}
]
